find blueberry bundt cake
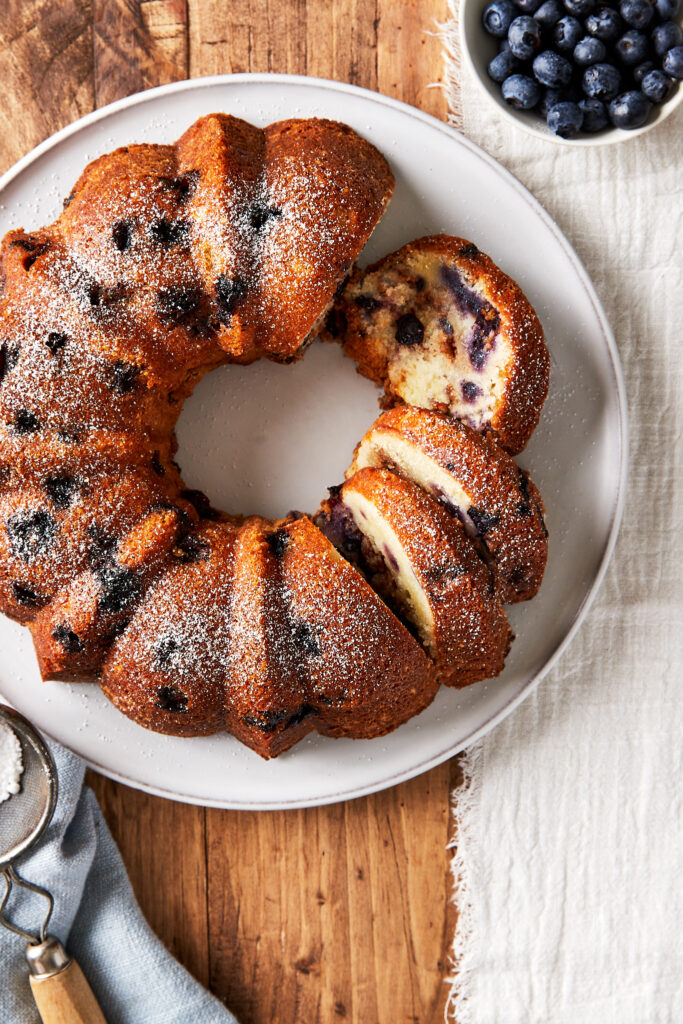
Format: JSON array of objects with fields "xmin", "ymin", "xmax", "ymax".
[
  {"xmin": 347, "ymin": 407, "xmax": 548, "ymax": 603},
  {"xmin": 0, "ymin": 113, "xmax": 551, "ymax": 758},
  {"xmin": 325, "ymin": 235, "xmax": 549, "ymax": 454}
]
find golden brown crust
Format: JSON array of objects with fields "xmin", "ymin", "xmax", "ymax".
[{"xmin": 349, "ymin": 406, "xmax": 548, "ymax": 603}]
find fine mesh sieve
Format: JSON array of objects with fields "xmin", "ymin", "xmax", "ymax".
[{"xmin": 0, "ymin": 703, "xmax": 107, "ymax": 1023}]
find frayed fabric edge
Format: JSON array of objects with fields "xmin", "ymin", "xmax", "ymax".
[
  {"xmin": 438, "ymin": 1, "xmax": 464, "ymax": 130},
  {"xmin": 444, "ymin": 742, "xmax": 484, "ymax": 1024}
]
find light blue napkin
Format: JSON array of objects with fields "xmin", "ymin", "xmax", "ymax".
[{"xmin": 0, "ymin": 739, "xmax": 238, "ymax": 1024}]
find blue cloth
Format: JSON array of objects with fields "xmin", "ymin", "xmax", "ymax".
[{"xmin": 1, "ymin": 740, "xmax": 237, "ymax": 1024}]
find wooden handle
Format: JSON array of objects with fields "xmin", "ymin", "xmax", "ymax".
[{"xmin": 29, "ymin": 958, "xmax": 107, "ymax": 1024}]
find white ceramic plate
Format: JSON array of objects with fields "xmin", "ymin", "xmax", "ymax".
[{"xmin": 0, "ymin": 75, "xmax": 627, "ymax": 809}]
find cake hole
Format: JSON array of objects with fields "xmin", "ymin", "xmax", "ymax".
[{"xmin": 175, "ymin": 341, "xmax": 380, "ymax": 519}]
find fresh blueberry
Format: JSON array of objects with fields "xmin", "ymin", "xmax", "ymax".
[
  {"xmin": 583, "ymin": 61, "xmax": 622, "ymax": 98},
  {"xmin": 507, "ymin": 15, "xmax": 543, "ymax": 58},
  {"xmin": 585, "ymin": 6, "xmax": 623, "ymax": 41},
  {"xmin": 633, "ymin": 60, "xmax": 656, "ymax": 85},
  {"xmin": 652, "ymin": 21, "xmax": 683, "ymax": 57},
  {"xmin": 516, "ymin": 0, "xmax": 543, "ymax": 10},
  {"xmin": 533, "ymin": 49, "xmax": 573, "ymax": 85},
  {"xmin": 488, "ymin": 49, "xmax": 521, "ymax": 81},
  {"xmin": 578, "ymin": 97, "xmax": 610, "ymax": 129},
  {"xmin": 547, "ymin": 100, "xmax": 585, "ymax": 135},
  {"xmin": 608, "ymin": 89, "xmax": 652, "ymax": 126},
  {"xmin": 483, "ymin": 0, "xmax": 518, "ymax": 36},
  {"xmin": 641, "ymin": 68, "xmax": 674, "ymax": 101},
  {"xmin": 619, "ymin": 0, "xmax": 654, "ymax": 28},
  {"xmin": 563, "ymin": 0, "xmax": 595, "ymax": 15},
  {"xmin": 574, "ymin": 35, "xmax": 607, "ymax": 64},
  {"xmin": 502, "ymin": 72, "xmax": 542, "ymax": 106},
  {"xmin": 554, "ymin": 15, "xmax": 583, "ymax": 50},
  {"xmin": 615, "ymin": 30, "xmax": 650, "ymax": 65},
  {"xmin": 654, "ymin": 0, "xmax": 680, "ymax": 17},
  {"xmin": 662, "ymin": 45, "xmax": 683, "ymax": 77},
  {"xmin": 539, "ymin": 87, "xmax": 566, "ymax": 115},
  {"xmin": 534, "ymin": 0, "xmax": 564, "ymax": 23}
]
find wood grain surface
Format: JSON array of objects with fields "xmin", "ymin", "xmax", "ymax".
[{"xmin": 0, "ymin": 2, "xmax": 462, "ymax": 1021}]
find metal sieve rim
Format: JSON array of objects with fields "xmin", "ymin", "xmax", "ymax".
[{"xmin": 0, "ymin": 703, "xmax": 58, "ymax": 869}]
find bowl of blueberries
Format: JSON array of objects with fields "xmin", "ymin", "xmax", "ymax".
[{"xmin": 460, "ymin": 0, "xmax": 683, "ymax": 140}]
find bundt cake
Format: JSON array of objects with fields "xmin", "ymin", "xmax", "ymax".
[
  {"xmin": 324, "ymin": 235, "xmax": 550, "ymax": 454},
  {"xmin": 0, "ymin": 113, "xmax": 551, "ymax": 758},
  {"xmin": 347, "ymin": 407, "xmax": 548, "ymax": 603},
  {"xmin": 317, "ymin": 469, "xmax": 511, "ymax": 688}
]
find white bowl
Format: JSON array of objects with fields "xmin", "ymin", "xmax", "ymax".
[{"xmin": 460, "ymin": 0, "xmax": 683, "ymax": 145}]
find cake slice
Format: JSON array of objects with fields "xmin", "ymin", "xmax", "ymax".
[
  {"xmin": 318, "ymin": 469, "xmax": 512, "ymax": 688},
  {"xmin": 325, "ymin": 235, "xmax": 549, "ymax": 454},
  {"xmin": 348, "ymin": 407, "xmax": 548, "ymax": 603},
  {"xmin": 273, "ymin": 515, "xmax": 438, "ymax": 738}
]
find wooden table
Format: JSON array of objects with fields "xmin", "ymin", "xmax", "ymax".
[{"xmin": 0, "ymin": 3, "xmax": 461, "ymax": 1021}]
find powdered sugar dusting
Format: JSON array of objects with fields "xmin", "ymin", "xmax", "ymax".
[{"xmin": 0, "ymin": 719, "xmax": 23, "ymax": 803}]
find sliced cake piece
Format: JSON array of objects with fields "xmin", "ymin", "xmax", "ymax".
[
  {"xmin": 348, "ymin": 407, "xmax": 548, "ymax": 603},
  {"xmin": 318, "ymin": 469, "xmax": 512, "ymax": 688},
  {"xmin": 272, "ymin": 515, "xmax": 437, "ymax": 738},
  {"xmin": 325, "ymin": 235, "xmax": 549, "ymax": 454}
]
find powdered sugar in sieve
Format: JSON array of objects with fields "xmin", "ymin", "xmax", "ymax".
[{"xmin": 0, "ymin": 719, "xmax": 24, "ymax": 803}]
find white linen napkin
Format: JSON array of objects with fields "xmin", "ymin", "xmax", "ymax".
[{"xmin": 443, "ymin": 7, "xmax": 683, "ymax": 1022}]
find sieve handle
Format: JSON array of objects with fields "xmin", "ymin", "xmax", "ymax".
[{"xmin": 28, "ymin": 938, "xmax": 107, "ymax": 1024}]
